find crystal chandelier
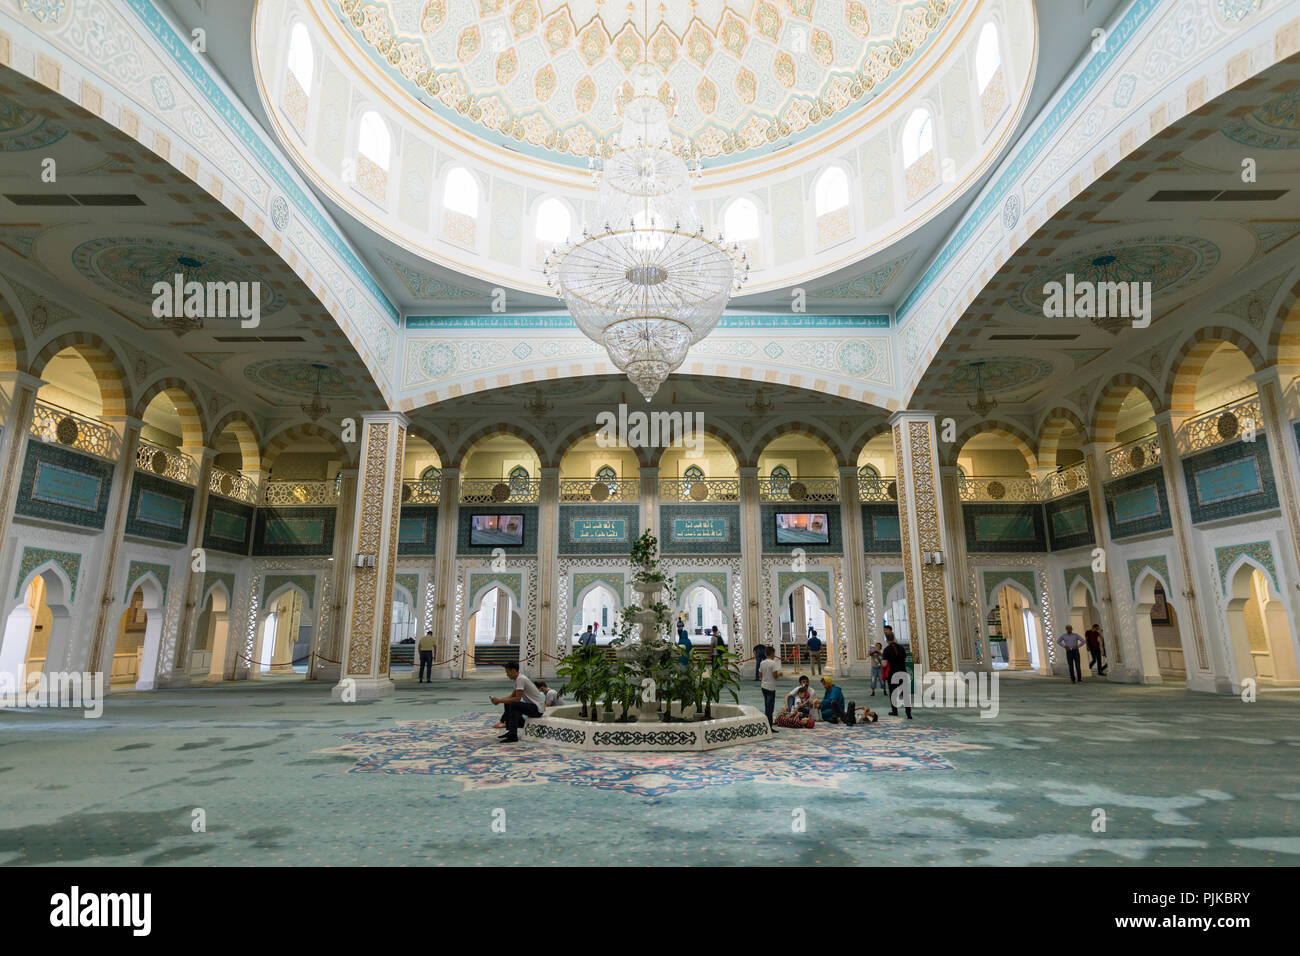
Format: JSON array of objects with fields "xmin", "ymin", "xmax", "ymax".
[
  {"xmin": 159, "ymin": 255, "xmax": 207, "ymax": 337},
  {"xmin": 301, "ymin": 364, "xmax": 332, "ymax": 423},
  {"xmin": 966, "ymin": 361, "xmax": 998, "ymax": 417},
  {"xmin": 543, "ymin": 63, "xmax": 748, "ymax": 400}
]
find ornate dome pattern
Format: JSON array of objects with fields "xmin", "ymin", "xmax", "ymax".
[{"xmin": 334, "ymin": 0, "xmax": 957, "ymax": 164}]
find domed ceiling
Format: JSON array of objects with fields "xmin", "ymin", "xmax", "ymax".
[{"xmin": 336, "ymin": 0, "xmax": 959, "ymax": 166}]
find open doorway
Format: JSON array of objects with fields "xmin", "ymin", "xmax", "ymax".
[
  {"xmin": 1225, "ymin": 564, "xmax": 1299, "ymax": 687},
  {"xmin": 191, "ymin": 582, "xmax": 231, "ymax": 680},
  {"xmin": 256, "ymin": 586, "xmax": 313, "ymax": 677},
  {"xmin": 469, "ymin": 585, "xmax": 521, "ymax": 669},
  {"xmin": 0, "ymin": 571, "xmax": 69, "ymax": 690},
  {"xmin": 986, "ymin": 582, "xmax": 1044, "ymax": 672},
  {"xmin": 112, "ymin": 577, "xmax": 165, "ymax": 690},
  {"xmin": 1134, "ymin": 573, "xmax": 1185, "ymax": 684}
]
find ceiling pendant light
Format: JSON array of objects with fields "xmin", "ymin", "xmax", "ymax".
[
  {"xmin": 300, "ymin": 363, "xmax": 332, "ymax": 423},
  {"xmin": 543, "ymin": 55, "xmax": 748, "ymax": 401},
  {"xmin": 966, "ymin": 361, "xmax": 998, "ymax": 418}
]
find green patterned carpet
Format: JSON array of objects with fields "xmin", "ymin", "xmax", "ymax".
[{"xmin": 2, "ymin": 675, "xmax": 1298, "ymax": 866}]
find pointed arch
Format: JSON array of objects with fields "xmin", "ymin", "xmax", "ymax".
[
  {"xmin": 747, "ymin": 422, "xmax": 849, "ymax": 468},
  {"xmin": 263, "ymin": 580, "xmax": 314, "ymax": 612},
  {"xmin": 1037, "ymin": 406, "xmax": 1090, "ymax": 469},
  {"xmin": 0, "ymin": 283, "xmax": 26, "ymax": 372},
  {"xmin": 134, "ymin": 378, "xmax": 207, "ymax": 449},
  {"xmin": 940, "ymin": 418, "xmax": 1037, "ymax": 470},
  {"xmin": 405, "ymin": 423, "xmax": 451, "ymax": 470},
  {"xmin": 849, "ymin": 421, "xmax": 894, "ymax": 465},
  {"xmin": 1091, "ymin": 373, "xmax": 1164, "ymax": 445},
  {"xmin": 984, "ymin": 574, "xmax": 1035, "ymax": 609},
  {"xmin": 453, "ymin": 422, "xmax": 546, "ymax": 469},
  {"xmin": 262, "ymin": 422, "xmax": 352, "ymax": 472},
  {"xmin": 28, "ymin": 332, "xmax": 131, "ymax": 419},
  {"xmin": 208, "ymin": 410, "xmax": 263, "ymax": 472},
  {"xmin": 201, "ymin": 578, "xmax": 232, "ymax": 615},
  {"xmin": 1164, "ymin": 327, "xmax": 1266, "ymax": 415},
  {"xmin": 1267, "ymin": 271, "xmax": 1300, "ymax": 372}
]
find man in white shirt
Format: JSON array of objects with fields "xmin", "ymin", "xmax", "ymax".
[
  {"xmin": 758, "ymin": 644, "xmax": 783, "ymax": 732},
  {"xmin": 490, "ymin": 660, "xmax": 546, "ymax": 742},
  {"xmin": 536, "ymin": 680, "xmax": 560, "ymax": 707}
]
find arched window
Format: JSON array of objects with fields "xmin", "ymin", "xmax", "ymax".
[
  {"xmin": 683, "ymin": 465, "xmax": 705, "ymax": 480},
  {"xmin": 508, "ymin": 465, "xmax": 530, "ymax": 494},
  {"xmin": 721, "ymin": 197, "xmax": 761, "ymax": 268},
  {"xmin": 355, "ymin": 110, "xmax": 390, "ymax": 203},
  {"xmin": 283, "ymin": 23, "xmax": 314, "ymax": 131},
  {"xmin": 357, "ymin": 111, "xmax": 390, "ymax": 169},
  {"xmin": 443, "ymin": 166, "xmax": 479, "ymax": 245},
  {"xmin": 534, "ymin": 198, "xmax": 571, "ymax": 264},
  {"xmin": 858, "ymin": 464, "xmax": 879, "ymax": 481},
  {"xmin": 814, "ymin": 167, "xmax": 850, "ymax": 246},
  {"xmin": 595, "ymin": 464, "xmax": 618, "ymax": 493},
  {"xmin": 723, "ymin": 198, "xmax": 759, "ymax": 242},
  {"xmin": 901, "ymin": 108, "xmax": 936, "ymax": 200},
  {"xmin": 420, "ymin": 465, "xmax": 442, "ymax": 484},
  {"xmin": 769, "ymin": 464, "xmax": 791, "ymax": 493},
  {"xmin": 975, "ymin": 22, "xmax": 1006, "ymax": 126}
]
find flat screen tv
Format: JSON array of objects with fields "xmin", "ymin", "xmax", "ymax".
[
  {"xmin": 774, "ymin": 511, "xmax": 829, "ymax": 545},
  {"xmin": 470, "ymin": 513, "xmax": 525, "ymax": 547}
]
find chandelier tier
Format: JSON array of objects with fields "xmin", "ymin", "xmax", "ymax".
[{"xmin": 544, "ymin": 64, "xmax": 748, "ymax": 400}]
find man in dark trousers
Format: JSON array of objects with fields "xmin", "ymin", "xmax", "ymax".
[
  {"xmin": 754, "ymin": 642, "xmax": 766, "ymax": 681},
  {"xmin": 489, "ymin": 660, "xmax": 546, "ymax": 743},
  {"xmin": 1057, "ymin": 625, "xmax": 1086, "ymax": 683},
  {"xmin": 1085, "ymin": 624, "xmax": 1107, "ymax": 676},
  {"xmin": 882, "ymin": 630, "xmax": 912, "ymax": 719}
]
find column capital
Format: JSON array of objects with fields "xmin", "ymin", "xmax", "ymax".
[
  {"xmin": 539, "ymin": 465, "xmax": 559, "ymax": 477},
  {"xmin": 359, "ymin": 410, "xmax": 410, "ymax": 427},
  {"xmin": 183, "ymin": 445, "xmax": 219, "ymax": 462},
  {"xmin": 888, "ymin": 410, "xmax": 937, "ymax": 427},
  {"xmin": 837, "ymin": 463, "xmax": 859, "ymax": 478},
  {"xmin": 0, "ymin": 370, "xmax": 45, "ymax": 392},
  {"xmin": 938, "ymin": 465, "xmax": 963, "ymax": 479},
  {"xmin": 103, "ymin": 415, "xmax": 147, "ymax": 433},
  {"xmin": 1249, "ymin": 367, "xmax": 1287, "ymax": 391},
  {"xmin": 737, "ymin": 465, "xmax": 758, "ymax": 478}
]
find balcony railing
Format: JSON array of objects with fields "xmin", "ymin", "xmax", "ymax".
[
  {"xmin": 658, "ymin": 477, "xmax": 741, "ymax": 502},
  {"xmin": 401, "ymin": 478, "xmax": 441, "ymax": 505},
  {"xmin": 1177, "ymin": 394, "xmax": 1264, "ymax": 456},
  {"xmin": 758, "ymin": 476, "xmax": 839, "ymax": 503},
  {"xmin": 136, "ymin": 438, "xmax": 198, "ymax": 485},
  {"xmin": 460, "ymin": 477, "xmax": 541, "ymax": 504},
  {"xmin": 957, "ymin": 475, "xmax": 1038, "ymax": 502},
  {"xmin": 1106, "ymin": 433, "xmax": 1161, "ymax": 479},
  {"xmin": 29, "ymin": 400, "xmax": 120, "ymax": 460},
  {"xmin": 209, "ymin": 465, "xmax": 258, "ymax": 504},
  {"xmin": 857, "ymin": 476, "xmax": 897, "ymax": 502},
  {"xmin": 1039, "ymin": 460, "xmax": 1090, "ymax": 500},
  {"xmin": 262, "ymin": 479, "xmax": 340, "ymax": 507},
  {"xmin": 559, "ymin": 477, "xmax": 640, "ymax": 503}
]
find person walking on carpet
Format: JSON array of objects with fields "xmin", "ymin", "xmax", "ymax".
[{"xmin": 1057, "ymin": 625, "xmax": 1086, "ymax": 683}]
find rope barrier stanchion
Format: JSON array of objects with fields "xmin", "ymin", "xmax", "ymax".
[{"xmin": 235, "ymin": 650, "xmax": 315, "ymax": 668}]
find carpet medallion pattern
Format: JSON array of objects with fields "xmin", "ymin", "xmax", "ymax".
[{"xmin": 319, "ymin": 713, "xmax": 980, "ymax": 799}]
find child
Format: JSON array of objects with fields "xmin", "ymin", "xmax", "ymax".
[
  {"xmin": 868, "ymin": 642, "xmax": 885, "ymax": 696},
  {"xmin": 856, "ymin": 703, "xmax": 880, "ymax": 724},
  {"xmin": 791, "ymin": 683, "xmax": 814, "ymax": 719}
]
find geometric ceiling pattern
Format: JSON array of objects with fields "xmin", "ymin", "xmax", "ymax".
[
  {"xmin": 337, "ymin": 0, "xmax": 959, "ymax": 163},
  {"xmin": 243, "ymin": 358, "xmax": 359, "ymax": 398},
  {"xmin": 1006, "ymin": 236, "xmax": 1221, "ymax": 317}
]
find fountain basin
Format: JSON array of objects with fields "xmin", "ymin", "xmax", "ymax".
[{"xmin": 522, "ymin": 703, "xmax": 773, "ymax": 751}]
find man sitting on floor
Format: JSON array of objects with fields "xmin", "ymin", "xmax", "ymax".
[{"xmin": 490, "ymin": 660, "xmax": 546, "ymax": 743}]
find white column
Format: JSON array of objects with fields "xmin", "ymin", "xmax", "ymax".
[
  {"xmin": 316, "ymin": 468, "xmax": 357, "ymax": 683},
  {"xmin": 161, "ymin": 446, "xmax": 216, "ymax": 688},
  {"xmin": 738, "ymin": 465, "xmax": 762, "ymax": 660},
  {"xmin": 88, "ymin": 417, "xmax": 144, "ymax": 682},
  {"xmin": 432, "ymin": 467, "xmax": 460, "ymax": 678},
  {"xmin": 1153, "ymin": 411, "xmax": 1228, "ymax": 692},
  {"xmin": 0, "ymin": 372, "xmax": 43, "ymax": 555},
  {"xmin": 535, "ymin": 466, "xmax": 559, "ymax": 677},
  {"xmin": 939, "ymin": 465, "xmax": 984, "ymax": 671},
  {"xmin": 1080, "ymin": 444, "xmax": 1144, "ymax": 681},
  {"xmin": 836, "ymin": 465, "xmax": 870, "ymax": 676}
]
